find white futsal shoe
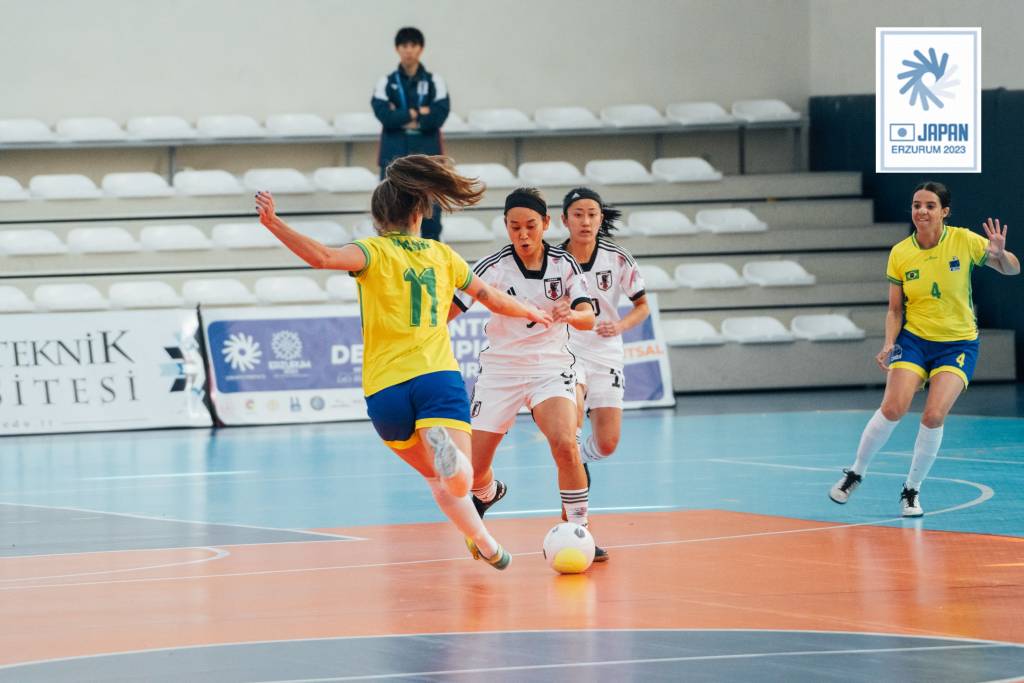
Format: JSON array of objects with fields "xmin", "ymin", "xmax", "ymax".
[
  {"xmin": 427, "ymin": 426, "xmax": 471, "ymax": 498},
  {"xmin": 900, "ymin": 485, "xmax": 924, "ymax": 517},
  {"xmin": 829, "ymin": 469, "xmax": 863, "ymax": 504}
]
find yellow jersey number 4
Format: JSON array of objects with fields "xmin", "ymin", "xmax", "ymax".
[
  {"xmin": 403, "ymin": 267, "xmax": 438, "ymax": 327},
  {"xmin": 955, "ymin": 352, "xmax": 966, "ymax": 368}
]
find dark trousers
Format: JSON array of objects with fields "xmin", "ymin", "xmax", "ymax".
[{"xmin": 379, "ymin": 164, "xmax": 442, "ymax": 241}]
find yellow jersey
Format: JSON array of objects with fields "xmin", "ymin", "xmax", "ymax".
[
  {"xmin": 352, "ymin": 234, "xmax": 473, "ymax": 395},
  {"xmin": 886, "ymin": 225, "xmax": 989, "ymax": 342}
]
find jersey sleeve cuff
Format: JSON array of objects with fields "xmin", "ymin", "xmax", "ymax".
[
  {"xmin": 459, "ymin": 270, "xmax": 473, "ymax": 290},
  {"xmin": 629, "ymin": 289, "xmax": 647, "ymax": 302},
  {"xmin": 977, "ymin": 252, "xmax": 989, "ymax": 267},
  {"xmin": 886, "ymin": 276, "xmax": 902, "ymax": 285},
  {"xmin": 351, "ymin": 241, "xmax": 372, "ymax": 277},
  {"xmin": 571, "ymin": 296, "xmax": 594, "ymax": 310},
  {"xmin": 452, "ymin": 296, "xmax": 469, "ymax": 312}
]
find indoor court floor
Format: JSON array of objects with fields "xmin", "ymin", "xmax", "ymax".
[{"xmin": 1, "ymin": 385, "xmax": 1023, "ymax": 682}]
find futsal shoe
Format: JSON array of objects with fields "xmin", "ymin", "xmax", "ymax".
[
  {"xmin": 829, "ymin": 469, "xmax": 862, "ymax": 504},
  {"xmin": 464, "ymin": 538, "xmax": 511, "ymax": 570},
  {"xmin": 471, "ymin": 480, "xmax": 507, "ymax": 518},
  {"xmin": 900, "ymin": 485, "xmax": 924, "ymax": 517},
  {"xmin": 428, "ymin": 426, "xmax": 471, "ymax": 498}
]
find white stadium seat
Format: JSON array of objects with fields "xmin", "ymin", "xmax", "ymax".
[
  {"xmin": 600, "ymin": 104, "xmax": 667, "ymax": 128},
  {"xmin": 333, "ymin": 112, "xmax": 381, "ymax": 135},
  {"xmin": 443, "ymin": 217, "xmax": 493, "ymax": 243},
  {"xmin": 254, "ymin": 276, "xmax": 328, "ymax": 304},
  {"xmin": 722, "ymin": 316, "xmax": 795, "ymax": 344},
  {"xmin": 674, "ymin": 263, "xmax": 747, "ymax": 289},
  {"xmin": 731, "ymin": 99, "xmax": 801, "ymax": 123},
  {"xmin": 242, "ymin": 168, "xmax": 314, "ymax": 194},
  {"xmin": 326, "ymin": 275, "xmax": 359, "ymax": 302},
  {"xmin": 651, "ymin": 157, "xmax": 723, "ymax": 183},
  {"xmin": 182, "ymin": 278, "xmax": 257, "ymax": 306},
  {"xmin": 55, "ymin": 117, "xmax": 127, "ymax": 141},
  {"xmin": 313, "ymin": 166, "xmax": 378, "ymax": 192},
  {"xmin": 350, "ymin": 216, "xmax": 377, "ymax": 239},
  {"xmin": 791, "ymin": 314, "xmax": 866, "ymax": 341},
  {"xmin": 468, "ymin": 108, "xmax": 536, "ymax": 132},
  {"xmin": 584, "ymin": 159, "xmax": 653, "ymax": 185},
  {"xmin": 265, "ymin": 113, "xmax": 333, "ymax": 137},
  {"xmin": 67, "ymin": 227, "xmax": 141, "ymax": 254},
  {"xmin": 34, "ymin": 283, "xmax": 110, "ymax": 311},
  {"xmin": 742, "ymin": 260, "xmax": 817, "ymax": 287},
  {"xmin": 546, "ymin": 215, "xmax": 570, "ymax": 241},
  {"xmin": 211, "ymin": 223, "xmax": 280, "ymax": 249},
  {"xmin": 637, "ymin": 264, "xmax": 678, "ymax": 291},
  {"xmin": 695, "ymin": 208, "xmax": 767, "ymax": 233},
  {"xmin": 442, "ymin": 113, "xmax": 470, "ymax": 132},
  {"xmin": 534, "ymin": 107, "xmax": 603, "ymax": 130},
  {"xmin": 290, "ymin": 220, "xmax": 350, "ymax": 246},
  {"xmin": 196, "ymin": 114, "xmax": 267, "ymax": 138},
  {"xmin": 126, "ymin": 116, "xmax": 197, "ymax": 139},
  {"xmin": 29, "ymin": 174, "xmax": 103, "ymax": 200},
  {"xmin": 517, "ymin": 161, "xmax": 585, "ymax": 187},
  {"xmin": 627, "ymin": 210, "xmax": 697, "ymax": 236},
  {"xmin": 0, "ymin": 229, "xmax": 68, "ymax": 255},
  {"xmin": 0, "ymin": 118, "xmax": 55, "ymax": 143},
  {"xmin": 455, "ymin": 163, "xmax": 519, "ymax": 189},
  {"xmin": 139, "ymin": 224, "xmax": 213, "ymax": 251},
  {"xmin": 0, "ymin": 286, "xmax": 35, "ymax": 313},
  {"xmin": 109, "ymin": 281, "xmax": 184, "ymax": 309},
  {"xmin": 173, "ymin": 170, "xmax": 244, "ymax": 196},
  {"xmin": 0, "ymin": 176, "xmax": 30, "ymax": 201},
  {"xmin": 101, "ymin": 172, "xmax": 175, "ymax": 198},
  {"xmin": 666, "ymin": 102, "xmax": 738, "ymax": 126},
  {"xmin": 662, "ymin": 318, "xmax": 725, "ymax": 346}
]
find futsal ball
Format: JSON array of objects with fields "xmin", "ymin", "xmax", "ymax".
[{"xmin": 542, "ymin": 522, "xmax": 595, "ymax": 574}]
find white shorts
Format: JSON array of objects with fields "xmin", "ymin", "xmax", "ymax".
[
  {"xmin": 470, "ymin": 370, "xmax": 577, "ymax": 433},
  {"xmin": 576, "ymin": 358, "xmax": 625, "ymax": 410}
]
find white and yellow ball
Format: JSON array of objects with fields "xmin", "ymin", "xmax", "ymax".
[{"xmin": 542, "ymin": 522, "xmax": 595, "ymax": 574}]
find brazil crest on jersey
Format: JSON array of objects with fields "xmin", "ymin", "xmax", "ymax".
[
  {"xmin": 886, "ymin": 225, "xmax": 988, "ymax": 342},
  {"xmin": 352, "ymin": 234, "xmax": 472, "ymax": 395}
]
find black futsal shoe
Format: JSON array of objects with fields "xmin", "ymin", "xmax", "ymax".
[{"xmin": 472, "ymin": 480, "xmax": 507, "ymax": 518}]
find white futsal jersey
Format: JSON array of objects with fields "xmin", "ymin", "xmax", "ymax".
[
  {"xmin": 561, "ymin": 237, "xmax": 646, "ymax": 370},
  {"xmin": 454, "ymin": 243, "xmax": 593, "ymax": 376}
]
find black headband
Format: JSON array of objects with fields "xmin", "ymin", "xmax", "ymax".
[
  {"xmin": 562, "ymin": 187, "xmax": 604, "ymax": 214},
  {"xmin": 504, "ymin": 191, "xmax": 547, "ymax": 217}
]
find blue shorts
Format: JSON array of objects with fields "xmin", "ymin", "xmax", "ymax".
[
  {"xmin": 888, "ymin": 328, "xmax": 979, "ymax": 387},
  {"xmin": 364, "ymin": 370, "xmax": 471, "ymax": 449}
]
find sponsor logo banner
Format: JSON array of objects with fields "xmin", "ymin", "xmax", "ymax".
[
  {"xmin": 876, "ymin": 27, "xmax": 981, "ymax": 173},
  {"xmin": 0, "ymin": 309, "xmax": 210, "ymax": 435}
]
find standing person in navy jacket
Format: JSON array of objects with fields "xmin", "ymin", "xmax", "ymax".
[{"xmin": 371, "ymin": 27, "xmax": 451, "ymax": 240}]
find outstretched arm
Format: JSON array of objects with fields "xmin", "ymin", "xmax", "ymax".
[
  {"xmin": 983, "ymin": 218, "xmax": 1020, "ymax": 275},
  {"xmin": 448, "ymin": 275, "xmax": 552, "ymax": 325},
  {"xmin": 255, "ymin": 192, "xmax": 366, "ymax": 271}
]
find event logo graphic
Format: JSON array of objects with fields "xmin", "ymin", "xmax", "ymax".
[
  {"xmin": 271, "ymin": 330, "xmax": 303, "ymax": 361},
  {"xmin": 222, "ymin": 333, "xmax": 262, "ymax": 371},
  {"xmin": 898, "ymin": 47, "xmax": 959, "ymax": 111}
]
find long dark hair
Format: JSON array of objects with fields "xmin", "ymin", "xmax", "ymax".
[
  {"xmin": 371, "ymin": 155, "xmax": 484, "ymax": 234},
  {"xmin": 561, "ymin": 187, "xmax": 622, "ymax": 238}
]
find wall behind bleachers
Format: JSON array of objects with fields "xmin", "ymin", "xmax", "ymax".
[{"xmin": 2, "ymin": 0, "xmax": 810, "ymax": 119}]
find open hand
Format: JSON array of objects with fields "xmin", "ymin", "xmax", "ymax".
[
  {"xmin": 983, "ymin": 217, "xmax": 1007, "ymax": 259},
  {"xmin": 255, "ymin": 191, "xmax": 277, "ymax": 227},
  {"xmin": 552, "ymin": 300, "xmax": 573, "ymax": 323},
  {"xmin": 527, "ymin": 306, "xmax": 553, "ymax": 327},
  {"xmin": 595, "ymin": 320, "xmax": 621, "ymax": 337}
]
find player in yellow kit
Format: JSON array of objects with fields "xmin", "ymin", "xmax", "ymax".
[
  {"xmin": 829, "ymin": 182, "xmax": 1019, "ymax": 516},
  {"xmin": 255, "ymin": 155, "xmax": 551, "ymax": 569}
]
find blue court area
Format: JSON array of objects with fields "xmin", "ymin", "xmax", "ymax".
[{"xmin": 1, "ymin": 390, "xmax": 1022, "ymax": 539}]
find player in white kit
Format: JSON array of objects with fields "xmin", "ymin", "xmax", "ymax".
[
  {"xmin": 558, "ymin": 188, "xmax": 648, "ymax": 561},
  {"xmin": 448, "ymin": 187, "xmax": 601, "ymax": 558}
]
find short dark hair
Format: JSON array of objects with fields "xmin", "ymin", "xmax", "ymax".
[{"xmin": 395, "ymin": 27, "xmax": 424, "ymax": 47}]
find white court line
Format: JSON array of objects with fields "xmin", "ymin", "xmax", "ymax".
[
  {"xmin": 486, "ymin": 505, "xmax": 675, "ymax": 517},
  {"xmin": 1, "ymin": 627, "xmax": 1020, "ymax": 673},
  {"xmin": 83, "ymin": 470, "xmax": 258, "ymax": 481},
  {"xmin": 0, "ymin": 547, "xmax": 230, "ymax": 583},
  {"xmin": 0, "ymin": 501, "xmax": 364, "ymax": 542},
  {"xmin": 259, "ymin": 643, "xmax": 1014, "ymax": 682},
  {"xmin": 1, "ymin": 537, "xmax": 365, "ymax": 562}
]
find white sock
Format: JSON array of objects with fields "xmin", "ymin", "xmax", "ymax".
[
  {"xmin": 851, "ymin": 409, "xmax": 900, "ymax": 475},
  {"xmin": 581, "ymin": 435, "xmax": 612, "ymax": 463},
  {"xmin": 906, "ymin": 424, "xmax": 943, "ymax": 490},
  {"xmin": 472, "ymin": 479, "xmax": 497, "ymax": 503},
  {"xmin": 560, "ymin": 487, "xmax": 589, "ymax": 526},
  {"xmin": 426, "ymin": 477, "xmax": 498, "ymax": 557}
]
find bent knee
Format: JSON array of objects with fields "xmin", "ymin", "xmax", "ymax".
[{"xmin": 920, "ymin": 410, "xmax": 947, "ymax": 429}]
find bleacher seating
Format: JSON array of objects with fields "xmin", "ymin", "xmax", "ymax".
[
  {"xmin": 211, "ymin": 223, "xmax": 280, "ymax": 249},
  {"xmin": 101, "ymin": 172, "xmax": 175, "ymax": 198},
  {"xmin": 651, "ymin": 158, "xmax": 723, "ymax": 182},
  {"xmin": 265, "ymin": 114, "xmax": 333, "ymax": 137},
  {"xmin": 637, "ymin": 264, "xmax": 678, "ymax": 291},
  {"xmin": 732, "ymin": 99, "xmax": 801, "ymax": 123},
  {"xmin": 313, "ymin": 167, "xmax": 378, "ymax": 192},
  {"xmin": 443, "ymin": 217, "xmax": 493, "ymax": 243},
  {"xmin": 29, "ymin": 174, "xmax": 103, "ymax": 200},
  {"xmin": 242, "ymin": 168, "xmax": 315, "ymax": 194},
  {"xmin": 126, "ymin": 116, "xmax": 197, "ymax": 139},
  {"xmin": 627, "ymin": 210, "xmax": 698, "ymax": 236},
  {"xmin": 665, "ymin": 102, "xmax": 738, "ymax": 126},
  {"xmin": 326, "ymin": 274, "xmax": 359, "ymax": 302},
  {"xmin": 182, "ymin": 278, "xmax": 257, "ymax": 306},
  {"xmin": 0, "ymin": 176, "xmax": 30, "ymax": 201},
  {"xmin": 67, "ymin": 227, "xmax": 141, "ymax": 254},
  {"xmin": 600, "ymin": 104, "xmax": 667, "ymax": 127},
  {"xmin": 663, "ymin": 318, "xmax": 725, "ymax": 346},
  {"xmin": 140, "ymin": 224, "xmax": 213, "ymax": 251},
  {"xmin": 0, "ymin": 285, "xmax": 35, "ymax": 312},
  {"xmin": 742, "ymin": 260, "xmax": 816, "ymax": 287},
  {"xmin": 173, "ymin": 170, "xmax": 245, "ymax": 195},
  {"xmin": 0, "ymin": 118, "xmax": 55, "ymax": 142},
  {"xmin": 253, "ymin": 276, "xmax": 328, "ymax": 304},
  {"xmin": 0, "ymin": 229, "xmax": 67, "ymax": 255},
  {"xmin": 534, "ymin": 107, "xmax": 603, "ymax": 130},
  {"xmin": 517, "ymin": 161, "xmax": 585, "ymax": 187},
  {"xmin": 455, "ymin": 163, "xmax": 519, "ymax": 189},
  {"xmin": 674, "ymin": 263, "xmax": 747, "ymax": 289},
  {"xmin": 333, "ymin": 113, "xmax": 381, "ymax": 135},
  {"xmin": 468, "ymin": 108, "xmax": 536, "ymax": 132},
  {"xmin": 55, "ymin": 117, "xmax": 127, "ymax": 141},
  {"xmin": 790, "ymin": 313, "xmax": 866, "ymax": 341},
  {"xmin": 196, "ymin": 115, "xmax": 267, "ymax": 138},
  {"xmin": 721, "ymin": 316, "xmax": 795, "ymax": 343},
  {"xmin": 34, "ymin": 283, "xmax": 109, "ymax": 311},
  {"xmin": 109, "ymin": 281, "xmax": 184, "ymax": 308},
  {"xmin": 695, "ymin": 208, "xmax": 767, "ymax": 233},
  {"xmin": 584, "ymin": 159, "xmax": 653, "ymax": 185}
]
